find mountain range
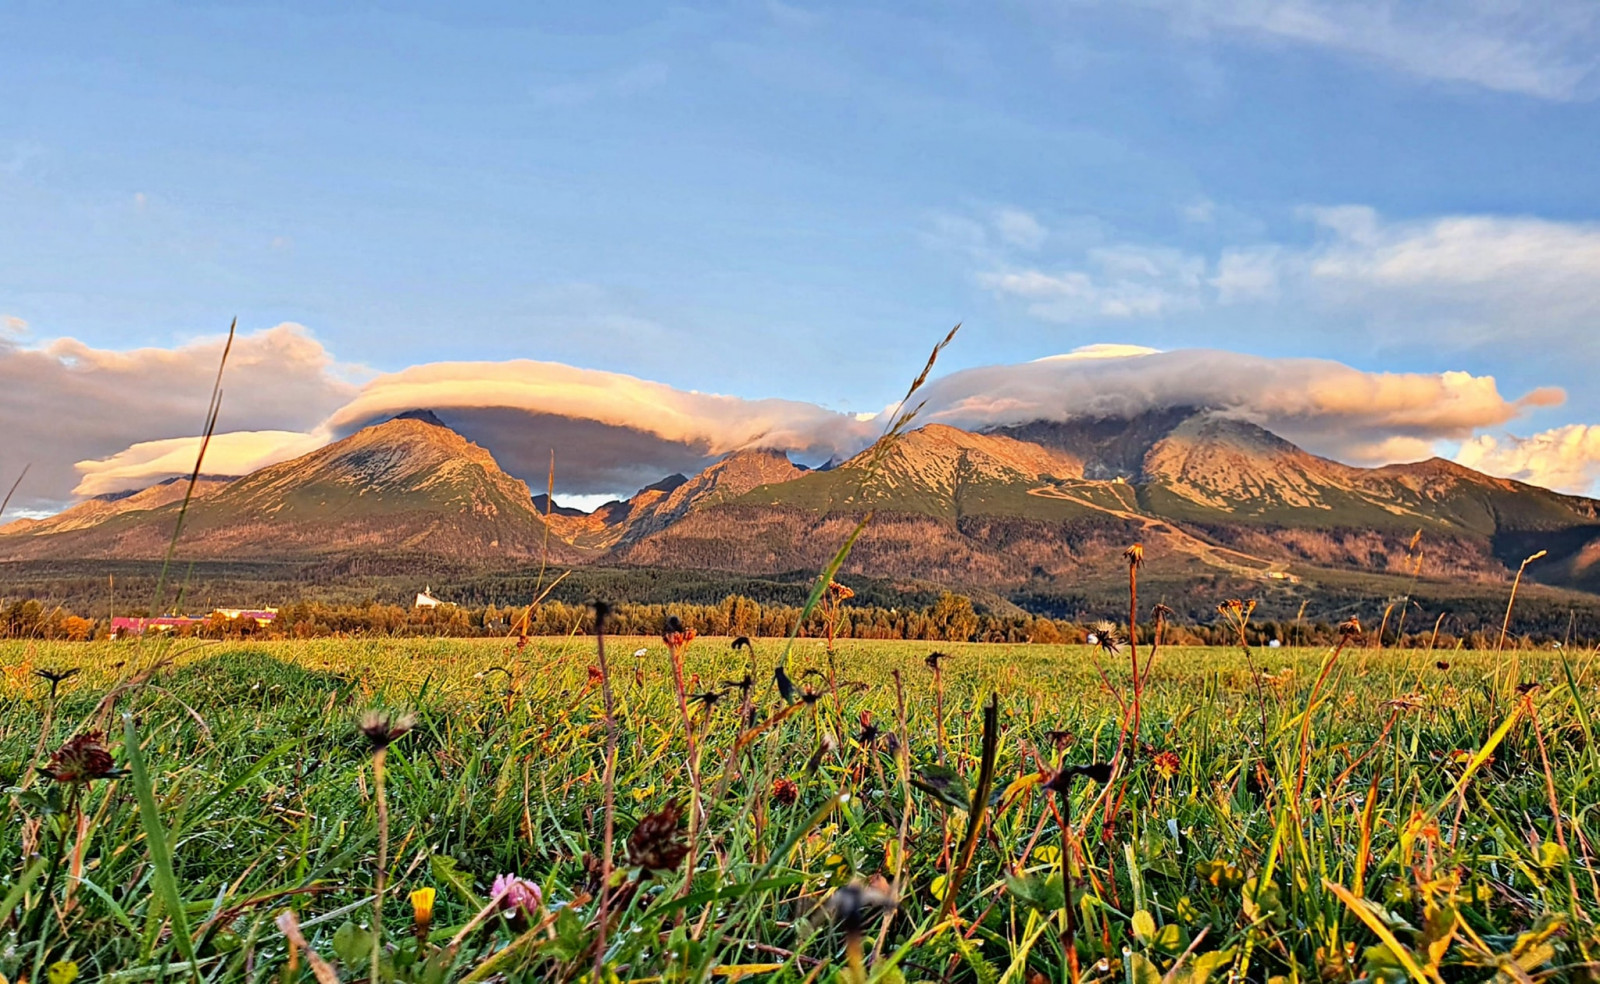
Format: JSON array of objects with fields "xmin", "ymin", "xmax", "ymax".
[{"xmin": 6, "ymin": 406, "xmax": 1600, "ymax": 613}]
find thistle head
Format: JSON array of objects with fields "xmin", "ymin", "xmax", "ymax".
[
  {"xmin": 1123, "ymin": 544, "xmax": 1145, "ymax": 570},
  {"xmin": 1092, "ymin": 620, "xmax": 1122, "ymax": 656},
  {"xmin": 358, "ymin": 709, "xmax": 416, "ymax": 752}
]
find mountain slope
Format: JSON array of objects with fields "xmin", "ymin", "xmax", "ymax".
[
  {"xmin": 630, "ymin": 411, "xmax": 1600, "ymax": 594},
  {"xmin": 0, "ymin": 476, "xmax": 235, "ymax": 536},
  {"xmin": 736, "ymin": 424, "xmax": 1083, "ymax": 519},
  {"xmin": 9, "ymin": 406, "xmax": 1600, "ymax": 604},
  {"xmin": 0, "ymin": 412, "xmax": 585, "ymax": 562}
]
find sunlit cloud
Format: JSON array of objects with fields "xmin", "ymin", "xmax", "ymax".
[
  {"xmin": 71, "ymin": 430, "xmax": 330, "ymax": 498},
  {"xmin": 0, "ymin": 323, "xmax": 355, "ymax": 514},
  {"xmin": 1455, "ymin": 424, "xmax": 1600, "ymax": 495},
  {"xmin": 12, "ymin": 326, "xmax": 1593, "ymax": 513}
]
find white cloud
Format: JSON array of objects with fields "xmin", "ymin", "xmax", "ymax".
[
  {"xmin": 979, "ymin": 205, "xmax": 1600, "ymax": 356},
  {"xmin": 0, "ymin": 323, "xmax": 356, "ymax": 513},
  {"xmin": 1181, "ymin": 198, "xmax": 1216, "ymax": 224},
  {"xmin": 1124, "ymin": 0, "xmax": 1600, "ymax": 99},
  {"xmin": 1304, "ymin": 209, "xmax": 1600, "ymax": 345},
  {"xmin": 1211, "ymin": 247, "xmax": 1281, "ymax": 303},
  {"xmin": 978, "ymin": 245, "xmax": 1206, "ymax": 320},
  {"xmin": 994, "ymin": 208, "xmax": 1047, "ymax": 249},
  {"xmin": 1455, "ymin": 424, "xmax": 1600, "ymax": 495}
]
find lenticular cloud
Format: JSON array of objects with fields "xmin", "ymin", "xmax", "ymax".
[{"xmin": 5, "ymin": 326, "xmax": 1572, "ymax": 509}]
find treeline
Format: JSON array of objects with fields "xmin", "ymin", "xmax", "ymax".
[{"xmin": 1, "ymin": 594, "xmax": 1589, "ymax": 648}]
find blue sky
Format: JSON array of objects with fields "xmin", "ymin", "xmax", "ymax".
[{"xmin": 4, "ymin": 1, "xmax": 1600, "ymax": 510}]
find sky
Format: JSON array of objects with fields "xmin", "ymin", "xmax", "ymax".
[{"xmin": 4, "ymin": 1, "xmax": 1600, "ymax": 515}]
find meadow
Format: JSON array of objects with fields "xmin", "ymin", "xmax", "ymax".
[{"xmin": 0, "ymin": 629, "xmax": 1594, "ymax": 983}]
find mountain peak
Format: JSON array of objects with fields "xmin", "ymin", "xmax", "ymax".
[{"xmin": 391, "ymin": 408, "xmax": 449, "ymax": 428}]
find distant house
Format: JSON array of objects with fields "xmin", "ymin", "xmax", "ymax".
[
  {"xmin": 110, "ymin": 615, "xmax": 205, "ymax": 638},
  {"xmin": 415, "ymin": 588, "xmax": 442, "ymax": 608},
  {"xmin": 213, "ymin": 607, "xmax": 278, "ymax": 626}
]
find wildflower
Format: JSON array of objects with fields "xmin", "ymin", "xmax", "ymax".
[
  {"xmin": 731, "ymin": 635, "xmax": 753, "ymax": 652},
  {"xmin": 721, "ymin": 672, "xmax": 754, "ymax": 696},
  {"xmin": 41, "ymin": 731, "xmax": 119, "ymax": 784},
  {"xmin": 409, "ymin": 886, "xmax": 436, "ymax": 931},
  {"xmin": 857, "ymin": 710, "xmax": 880, "ymax": 745},
  {"xmin": 1152, "ymin": 750, "xmax": 1181, "ymax": 779},
  {"xmin": 1435, "ymin": 660, "xmax": 1451, "ymax": 670},
  {"xmin": 47, "ymin": 960, "xmax": 79, "ymax": 984},
  {"xmin": 491, "ymin": 874, "xmax": 542, "ymax": 922},
  {"xmin": 1338, "ymin": 617, "xmax": 1362, "ymax": 640},
  {"xmin": 925, "ymin": 651, "xmax": 950, "ymax": 670},
  {"xmin": 826, "ymin": 580, "xmax": 856, "ymax": 602},
  {"xmin": 627, "ymin": 800, "xmax": 689, "ymax": 876},
  {"xmin": 1151, "ymin": 603, "xmax": 1174, "ymax": 622},
  {"xmin": 632, "ymin": 647, "xmax": 648, "ymax": 658},
  {"xmin": 662, "ymin": 614, "xmax": 697, "ymax": 650},
  {"xmin": 587, "ymin": 665, "xmax": 604, "ymax": 686},
  {"xmin": 771, "ymin": 776, "xmax": 800, "ymax": 805},
  {"xmin": 1384, "ymin": 692, "xmax": 1426, "ymax": 711},
  {"xmin": 1123, "ymin": 544, "xmax": 1145, "ymax": 570},
  {"xmin": 358, "ymin": 709, "xmax": 416, "ymax": 752},
  {"xmin": 1092, "ymin": 621, "xmax": 1122, "ymax": 656}
]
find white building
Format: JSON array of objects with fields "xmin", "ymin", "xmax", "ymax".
[{"xmin": 415, "ymin": 588, "xmax": 442, "ymax": 608}]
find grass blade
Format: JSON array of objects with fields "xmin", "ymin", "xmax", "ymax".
[{"xmin": 123, "ymin": 712, "xmax": 198, "ymax": 967}]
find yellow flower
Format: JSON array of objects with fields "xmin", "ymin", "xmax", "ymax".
[
  {"xmin": 49, "ymin": 961, "xmax": 81, "ymax": 984},
  {"xmin": 410, "ymin": 886, "xmax": 437, "ymax": 927}
]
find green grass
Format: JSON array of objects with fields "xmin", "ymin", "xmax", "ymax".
[{"xmin": 1, "ymin": 634, "xmax": 1596, "ymax": 982}]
